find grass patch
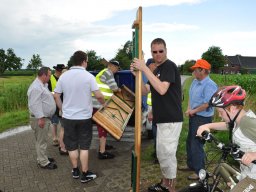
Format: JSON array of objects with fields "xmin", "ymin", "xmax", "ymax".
[
  {"xmin": 0, "ymin": 110, "xmax": 29, "ymax": 132},
  {"xmin": 0, "ymin": 75, "xmax": 33, "ymax": 132}
]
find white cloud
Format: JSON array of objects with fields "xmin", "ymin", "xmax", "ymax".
[
  {"xmin": 144, "ymin": 23, "xmax": 199, "ymax": 32},
  {"xmin": 1, "ymin": 0, "xmax": 254, "ymax": 69}
]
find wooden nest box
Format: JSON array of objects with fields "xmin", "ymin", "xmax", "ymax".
[{"xmin": 93, "ymin": 85, "xmax": 135, "ymax": 140}]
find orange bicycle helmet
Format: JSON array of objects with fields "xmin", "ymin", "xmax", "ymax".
[{"xmin": 210, "ymin": 86, "xmax": 246, "ymax": 108}]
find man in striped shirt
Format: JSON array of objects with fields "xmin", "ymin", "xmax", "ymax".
[{"xmin": 92, "ymin": 60, "xmax": 120, "ymax": 159}]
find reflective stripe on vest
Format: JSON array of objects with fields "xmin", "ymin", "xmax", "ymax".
[
  {"xmin": 50, "ymin": 75, "xmax": 57, "ymax": 91},
  {"xmin": 95, "ymin": 68, "xmax": 113, "ymax": 100},
  {"xmin": 147, "ymin": 92, "xmax": 152, "ymax": 106}
]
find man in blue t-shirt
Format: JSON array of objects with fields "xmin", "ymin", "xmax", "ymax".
[{"xmin": 183, "ymin": 59, "xmax": 218, "ymax": 180}]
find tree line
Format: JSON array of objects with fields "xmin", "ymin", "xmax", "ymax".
[{"xmin": 0, "ymin": 41, "xmax": 226, "ymax": 76}]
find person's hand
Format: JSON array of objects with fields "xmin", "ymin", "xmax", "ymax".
[
  {"xmin": 185, "ymin": 109, "xmax": 190, "ymax": 117},
  {"xmin": 185, "ymin": 109, "xmax": 195, "ymax": 117},
  {"xmin": 241, "ymin": 152, "xmax": 256, "ymax": 166},
  {"xmin": 131, "ymin": 58, "xmax": 147, "ymax": 72},
  {"xmin": 130, "ymin": 63, "xmax": 136, "ymax": 76},
  {"xmin": 38, "ymin": 118, "xmax": 45, "ymax": 128},
  {"xmin": 197, "ymin": 125, "xmax": 210, "ymax": 137},
  {"xmin": 147, "ymin": 110, "xmax": 153, "ymax": 122}
]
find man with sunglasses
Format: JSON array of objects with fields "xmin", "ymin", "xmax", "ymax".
[
  {"xmin": 182, "ymin": 59, "xmax": 217, "ymax": 180},
  {"xmin": 131, "ymin": 38, "xmax": 183, "ymax": 192}
]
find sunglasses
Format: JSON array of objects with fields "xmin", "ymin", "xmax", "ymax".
[{"xmin": 152, "ymin": 50, "xmax": 164, "ymax": 54}]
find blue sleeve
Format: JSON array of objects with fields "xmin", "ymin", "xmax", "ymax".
[{"xmin": 203, "ymin": 83, "xmax": 218, "ymax": 103}]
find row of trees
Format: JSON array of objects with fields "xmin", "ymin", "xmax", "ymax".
[
  {"xmin": 0, "ymin": 43, "xmax": 226, "ymax": 76},
  {"xmin": 179, "ymin": 46, "xmax": 226, "ymax": 74}
]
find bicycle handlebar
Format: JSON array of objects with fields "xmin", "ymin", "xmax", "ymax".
[{"xmin": 201, "ymin": 131, "xmax": 256, "ymax": 164}]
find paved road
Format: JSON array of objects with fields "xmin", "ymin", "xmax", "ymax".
[
  {"xmin": 0, "ymin": 75, "xmax": 190, "ymax": 192},
  {"xmin": 0, "ymin": 128, "xmax": 136, "ymax": 192}
]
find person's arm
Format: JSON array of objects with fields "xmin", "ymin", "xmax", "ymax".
[
  {"xmin": 197, "ymin": 122, "xmax": 228, "ymax": 137},
  {"xmin": 185, "ymin": 99, "xmax": 191, "ymax": 117},
  {"xmin": 189, "ymin": 103, "xmax": 210, "ymax": 116},
  {"xmin": 28, "ymin": 88, "xmax": 46, "ymax": 128},
  {"xmin": 241, "ymin": 152, "xmax": 256, "ymax": 166},
  {"xmin": 54, "ymin": 92, "xmax": 62, "ymax": 112},
  {"xmin": 93, "ymin": 90, "xmax": 105, "ymax": 105},
  {"xmin": 131, "ymin": 58, "xmax": 170, "ymax": 95},
  {"xmin": 148, "ymin": 109, "xmax": 153, "ymax": 122},
  {"xmin": 130, "ymin": 62, "xmax": 150, "ymax": 95}
]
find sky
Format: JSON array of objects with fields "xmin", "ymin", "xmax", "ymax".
[{"xmin": 0, "ymin": 0, "xmax": 255, "ymax": 69}]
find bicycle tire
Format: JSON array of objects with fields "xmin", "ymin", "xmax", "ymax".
[{"xmin": 178, "ymin": 184, "xmax": 205, "ymax": 192}]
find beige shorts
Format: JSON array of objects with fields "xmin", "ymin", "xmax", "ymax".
[{"xmin": 156, "ymin": 122, "xmax": 182, "ymax": 179}]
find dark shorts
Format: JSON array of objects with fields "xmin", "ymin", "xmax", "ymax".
[
  {"xmin": 51, "ymin": 114, "xmax": 60, "ymax": 125},
  {"xmin": 62, "ymin": 118, "xmax": 92, "ymax": 151}
]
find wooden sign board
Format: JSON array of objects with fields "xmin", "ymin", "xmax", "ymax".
[{"xmin": 93, "ymin": 85, "xmax": 135, "ymax": 140}]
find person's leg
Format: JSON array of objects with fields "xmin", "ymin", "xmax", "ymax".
[
  {"xmin": 78, "ymin": 119, "xmax": 97, "ymax": 183},
  {"xmin": 69, "ymin": 149, "xmax": 79, "ymax": 168},
  {"xmin": 190, "ymin": 116, "xmax": 212, "ymax": 175},
  {"xmin": 63, "ymin": 118, "xmax": 80, "ymax": 176},
  {"xmin": 98, "ymin": 130, "xmax": 107, "ymax": 153},
  {"xmin": 59, "ymin": 127, "xmax": 68, "ymax": 154},
  {"xmin": 30, "ymin": 117, "xmax": 51, "ymax": 166},
  {"xmin": 51, "ymin": 115, "xmax": 59, "ymax": 146},
  {"xmin": 97, "ymin": 126, "xmax": 115, "ymax": 159},
  {"xmin": 58, "ymin": 119, "xmax": 68, "ymax": 154},
  {"xmin": 156, "ymin": 122, "xmax": 182, "ymax": 191},
  {"xmin": 80, "ymin": 150, "xmax": 89, "ymax": 172}
]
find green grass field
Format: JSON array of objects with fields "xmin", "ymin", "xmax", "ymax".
[
  {"xmin": 1, "ymin": 73, "xmax": 256, "ymax": 190},
  {"xmin": 0, "ymin": 75, "xmax": 34, "ymax": 132}
]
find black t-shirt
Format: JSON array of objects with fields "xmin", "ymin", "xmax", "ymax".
[{"xmin": 148, "ymin": 59, "xmax": 183, "ymax": 123}]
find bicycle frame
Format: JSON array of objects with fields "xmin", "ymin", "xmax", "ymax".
[
  {"xmin": 213, "ymin": 162, "xmax": 241, "ymax": 189},
  {"xmin": 178, "ymin": 132, "xmax": 243, "ymax": 192}
]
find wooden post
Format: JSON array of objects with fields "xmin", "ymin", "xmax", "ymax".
[{"xmin": 131, "ymin": 6, "xmax": 142, "ymax": 192}]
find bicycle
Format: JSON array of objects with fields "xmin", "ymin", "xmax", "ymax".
[{"xmin": 178, "ymin": 131, "xmax": 255, "ymax": 192}]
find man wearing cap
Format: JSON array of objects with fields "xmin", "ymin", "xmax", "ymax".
[
  {"xmin": 48, "ymin": 64, "xmax": 67, "ymax": 149},
  {"xmin": 92, "ymin": 60, "xmax": 121, "ymax": 159},
  {"xmin": 182, "ymin": 59, "xmax": 218, "ymax": 180}
]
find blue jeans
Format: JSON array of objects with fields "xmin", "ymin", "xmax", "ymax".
[{"xmin": 186, "ymin": 115, "xmax": 212, "ymax": 174}]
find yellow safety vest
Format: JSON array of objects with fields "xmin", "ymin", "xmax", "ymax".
[
  {"xmin": 50, "ymin": 75, "xmax": 57, "ymax": 91},
  {"xmin": 147, "ymin": 92, "xmax": 152, "ymax": 106},
  {"xmin": 95, "ymin": 68, "xmax": 113, "ymax": 100}
]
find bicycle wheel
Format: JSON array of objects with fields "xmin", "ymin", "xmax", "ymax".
[{"xmin": 178, "ymin": 184, "xmax": 206, "ymax": 192}]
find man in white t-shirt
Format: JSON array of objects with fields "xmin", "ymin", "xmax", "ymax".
[{"xmin": 54, "ymin": 50, "xmax": 105, "ymax": 183}]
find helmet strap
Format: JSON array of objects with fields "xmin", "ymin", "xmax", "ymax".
[{"xmin": 224, "ymin": 108, "xmax": 242, "ymax": 143}]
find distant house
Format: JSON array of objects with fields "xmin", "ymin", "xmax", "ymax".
[{"xmin": 223, "ymin": 55, "xmax": 256, "ymax": 74}]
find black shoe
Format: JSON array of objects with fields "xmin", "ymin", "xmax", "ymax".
[
  {"xmin": 98, "ymin": 151, "xmax": 115, "ymax": 159},
  {"xmin": 48, "ymin": 157, "xmax": 56, "ymax": 163},
  {"xmin": 59, "ymin": 147, "xmax": 69, "ymax": 155},
  {"xmin": 105, "ymin": 144, "xmax": 115, "ymax": 150},
  {"xmin": 81, "ymin": 171, "xmax": 97, "ymax": 183},
  {"xmin": 148, "ymin": 183, "xmax": 169, "ymax": 192},
  {"xmin": 39, "ymin": 162, "xmax": 57, "ymax": 170},
  {"xmin": 72, "ymin": 167, "xmax": 80, "ymax": 179}
]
